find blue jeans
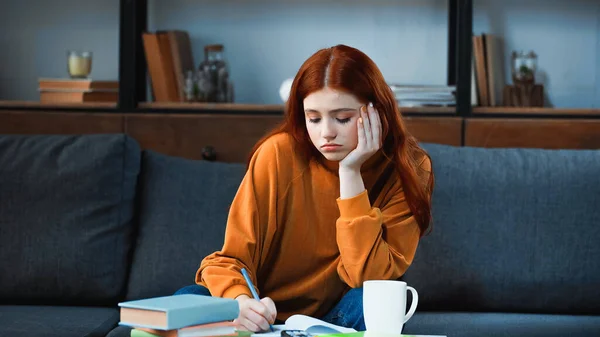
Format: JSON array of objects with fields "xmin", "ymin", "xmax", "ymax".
[{"xmin": 174, "ymin": 285, "xmax": 366, "ymax": 331}]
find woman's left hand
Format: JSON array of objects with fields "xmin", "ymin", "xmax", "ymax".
[{"xmin": 339, "ymin": 102, "xmax": 382, "ymax": 172}]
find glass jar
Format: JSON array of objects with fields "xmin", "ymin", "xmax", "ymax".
[
  {"xmin": 67, "ymin": 50, "xmax": 92, "ymax": 79},
  {"xmin": 511, "ymin": 50, "xmax": 537, "ymax": 84},
  {"xmin": 184, "ymin": 70, "xmax": 198, "ymax": 102},
  {"xmin": 197, "ymin": 44, "xmax": 232, "ymax": 103}
]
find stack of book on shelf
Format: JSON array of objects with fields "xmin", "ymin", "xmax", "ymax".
[
  {"xmin": 119, "ymin": 294, "xmax": 241, "ymax": 337},
  {"xmin": 38, "ymin": 78, "xmax": 119, "ymax": 103},
  {"xmin": 142, "ymin": 30, "xmax": 195, "ymax": 102},
  {"xmin": 389, "ymin": 84, "xmax": 456, "ymax": 107},
  {"xmin": 472, "ymin": 33, "xmax": 504, "ymax": 107}
]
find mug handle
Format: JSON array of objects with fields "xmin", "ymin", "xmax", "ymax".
[{"xmin": 403, "ymin": 286, "xmax": 419, "ymax": 323}]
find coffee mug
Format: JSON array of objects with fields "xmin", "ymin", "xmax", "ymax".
[{"xmin": 363, "ymin": 280, "xmax": 419, "ymax": 334}]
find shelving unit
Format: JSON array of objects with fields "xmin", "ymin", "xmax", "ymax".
[
  {"xmin": 0, "ymin": 0, "xmax": 473, "ymax": 117},
  {"xmin": 118, "ymin": 0, "xmax": 473, "ymax": 116},
  {"xmin": 1, "ymin": 0, "xmax": 599, "ymax": 120}
]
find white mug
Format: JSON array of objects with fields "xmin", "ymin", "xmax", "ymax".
[{"xmin": 363, "ymin": 280, "xmax": 419, "ymax": 334}]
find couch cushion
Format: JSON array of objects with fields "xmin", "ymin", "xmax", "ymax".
[
  {"xmin": 106, "ymin": 325, "xmax": 133, "ymax": 337},
  {"xmin": 0, "ymin": 134, "xmax": 140, "ymax": 305},
  {"xmin": 126, "ymin": 150, "xmax": 246, "ymax": 300},
  {"xmin": 403, "ymin": 143, "xmax": 600, "ymax": 315},
  {"xmin": 0, "ymin": 305, "xmax": 119, "ymax": 337},
  {"xmin": 402, "ymin": 312, "xmax": 600, "ymax": 337}
]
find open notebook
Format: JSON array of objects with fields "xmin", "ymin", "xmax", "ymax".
[{"xmin": 253, "ymin": 315, "xmax": 356, "ymax": 337}]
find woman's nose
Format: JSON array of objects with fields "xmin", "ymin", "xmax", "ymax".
[{"xmin": 322, "ymin": 121, "xmax": 336, "ymax": 139}]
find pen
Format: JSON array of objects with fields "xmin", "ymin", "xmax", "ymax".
[{"xmin": 241, "ymin": 268, "xmax": 274, "ymax": 332}]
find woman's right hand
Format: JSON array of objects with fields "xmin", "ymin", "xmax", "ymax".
[{"xmin": 234, "ymin": 294, "xmax": 277, "ymax": 332}]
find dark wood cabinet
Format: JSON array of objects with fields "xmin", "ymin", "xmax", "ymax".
[
  {"xmin": 465, "ymin": 118, "xmax": 600, "ymax": 149},
  {"xmin": 2, "ymin": 111, "xmax": 599, "ymax": 164},
  {"xmin": 0, "ymin": 110, "xmax": 464, "ymax": 162},
  {"xmin": 404, "ymin": 117, "xmax": 462, "ymax": 147},
  {"xmin": 124, "ymin": 114, "xmax": 283, "ymax": 162},
  {"xmin": 124, "ymin": 115, "xmax": 464, "ymax": 162},
  {"xmin": 0, "ymin": 110, "xmax": 123, "ymax": 135}
]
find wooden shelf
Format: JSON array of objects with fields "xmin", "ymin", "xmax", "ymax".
[
  {"xmin": 7, "ymin": 101, "xmax": 597, "ymax": 118},
  {"xmin": 0, "ymin": 100, "xmax": 117, "ymax": 110},
  {"xmin": 472, "ymin": 107, "xmax": 600, "ymax": 116},
  {"xmin": 139, "ymin": 102, "xmax": 456, "ymax": 115},
  {"xmin": 138, "ymin": 102, "xmax": 284, "ymax": 112},
  {"xmin": 400, "ymin": 106, "xmax": 456, "ymax": 114},
  {"xmin": 0, "ymin": 101, "xmax": 455, "ymax": 115}
]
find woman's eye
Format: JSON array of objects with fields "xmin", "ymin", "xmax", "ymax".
[
  {"xmin": 337, "ymin": 118, "xmax": 351, "ymax": 124},
  {"xmin": 309, "ymin": 118, "xmax": 321, "ymax": 124}
]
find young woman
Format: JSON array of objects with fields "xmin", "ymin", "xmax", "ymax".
[{"xmin": 176, "ymin": 44, "xmax": 434, "ymax": 332}]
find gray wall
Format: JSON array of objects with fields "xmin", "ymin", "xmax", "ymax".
[
  {"xmin": 0, "ymin": 0, "xmax": 120, "ymax": 100},
  {"xmin": 1, "ymin": 0, "xmax": 598, "ymax": 107}
]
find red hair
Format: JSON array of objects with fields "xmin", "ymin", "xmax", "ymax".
[{"xmin": 248, "ymin": 44, "xmax": 434, "ymax": 236}]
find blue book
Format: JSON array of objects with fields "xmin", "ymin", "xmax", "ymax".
[{"xmin": 118, "ymin": 294, "xmax": 239, "ymax": 330}]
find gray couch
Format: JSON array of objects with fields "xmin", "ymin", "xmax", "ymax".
[{"xmin": 0, "ymin": 134, "xmax": 598, "ymax": 337}]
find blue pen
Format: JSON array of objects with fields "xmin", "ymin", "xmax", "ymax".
[{"xmin": 241, "ymin": 268, "xmax": 274, "ymax": 332}]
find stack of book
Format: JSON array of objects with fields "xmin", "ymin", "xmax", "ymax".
[
  {"xmin": 119, "ymin": 294, "xmax": 241, "ymax": 337},
  {"xmin": 389, "ymin": 84, "xmax": 456, "ymax": 107},
  {"xmin": 472, "ymin": 33, "xmax": 504, "ymax": 107},
  {"xmin": 38, "ymin": 78, "xmax": 119, "ymax": 103},
  {"xmin": 142, "ymin": 30, "xmax": 195, "ymax": 102}
]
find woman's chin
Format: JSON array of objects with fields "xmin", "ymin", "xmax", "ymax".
[{"xmin": 320, "ymin": 151, "xmax": 348, "ymax": 162}]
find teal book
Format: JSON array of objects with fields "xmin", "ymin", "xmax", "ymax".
[{"xmin": 119, "ymin": 294, "xmax": 239, "ymax": 330}]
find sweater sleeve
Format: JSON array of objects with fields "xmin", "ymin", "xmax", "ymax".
[
  {"xmin": 335, "ymin": 157, "xmax": 432, "ymax": 288},
  {"xmin": 195, "ymin": 140, "xmax": 280, "ymax": 299}
]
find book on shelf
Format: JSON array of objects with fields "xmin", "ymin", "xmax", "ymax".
[
  {"xmin": 143, "ymin": 30, "xmax": 195, "ymax": 103},
  {"xmin": 39, "ymin": 90, "xmax": 118, "ymax": 103},
  {"xmin": 38, "ymin": 78, "xmax": 119, "ymax": 91},
  {"xmin": 388, "ymin": 84, "xmax": 456, "ymax": 107},
  {"xmin": 37, "ymin": 78, "xmax": 119, "ymax": 103},
  {"xmin": 472, "ymin": 33, "xmax": 505, "ymax": 107},
  {"xmin": 165, "ymin": 30, "xmax": 195, "ymax": 102}
]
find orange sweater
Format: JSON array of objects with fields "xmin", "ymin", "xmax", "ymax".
[{"xmin": 196, "ymin": 133, "xmax": 431, "ymax": 321}]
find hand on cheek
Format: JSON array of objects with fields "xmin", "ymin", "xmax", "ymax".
[{"xmin": 339, "ymin": 102, "xmax": 382, "ymax": 171}]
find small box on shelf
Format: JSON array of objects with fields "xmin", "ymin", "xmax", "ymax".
[{"xmin": 502, "ymin": 84, "xmax": 544, "ymax": 107}]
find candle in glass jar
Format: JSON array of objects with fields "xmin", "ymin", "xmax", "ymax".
[{"xmin": 67, "ymin": 51, "xmax": 92, "ymax": 78}]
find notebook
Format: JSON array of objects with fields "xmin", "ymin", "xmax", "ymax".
[
  {"xmin": 253, "ymin": 314, "xmax": 357, "ymax": 337},
  {"xmin": 318, "ymin": 332, "xmax": 446, "ymax": 337},
  {"xmin": 119, "ymin": 294, "xmax": 239, "ymax": 330}
]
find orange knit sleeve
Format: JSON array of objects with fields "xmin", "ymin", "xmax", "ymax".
[
  {"xmin": 335, "ymin": 157, "xmax": 432, "ymax": 288},
  {"xmin": 195, "ymin": 139, "xmax": 280, "ymax": 299}
]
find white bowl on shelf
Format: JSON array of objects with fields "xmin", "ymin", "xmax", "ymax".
[{"xmin": 279, "ymin": 78, "xmax": 294, "ymax": 102}]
